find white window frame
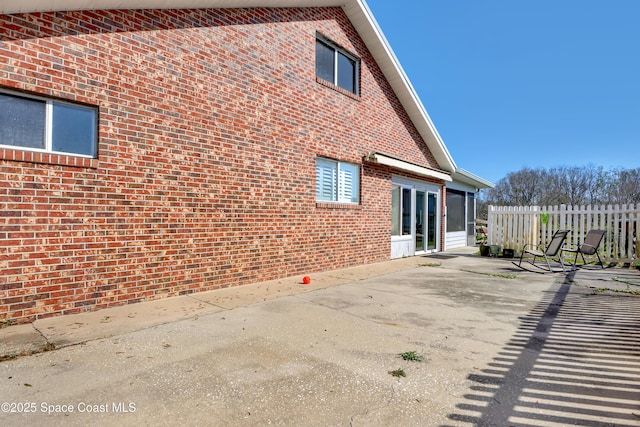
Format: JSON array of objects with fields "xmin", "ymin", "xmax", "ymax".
[
  {"xmin": 316, "ymin": 157, "xmax": 360, "ymax": 204},
  {"xmin": 316, "ymin": 35, "xmax": 360, "ymax": 95},
  {"xmin": 391, "ymin": 185, "xmax": 413, "ymax": 237},
  {"xmin": 0, "ymin": 89, "xmax": 97, "ymax": 158}
]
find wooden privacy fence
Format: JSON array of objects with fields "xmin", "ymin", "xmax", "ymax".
[{"xmin": 487, "ymin": 204, "xmax": 639, "ymax": 263}]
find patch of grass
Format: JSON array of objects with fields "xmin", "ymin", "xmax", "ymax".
[
  {"xmin": 596, "ymin": 287, "xmax": 640, "ymax": 296},
  {"xmin": 0, "ymin": 320, "xmax": 15, "ymax": 329},
  {"xmin": 0, "ymin": 342, "xmax": 55, "ymax": 363},
  {"xmin": 612, "ymin": 276, "xmax": 640, "ymax": 287},
  {"xmin": 460, "ymin": 269, "xmax": 518, "ymax": 279},
  {"xmin": 41, "ymin": 342, "xmax": 56, "ymax": 352},
  {"xmin": 419, "ymin": 262, "xmax": 441, "ymax": 267},
  {"xmin": 388, "ymin": 369, "xmax": 406, "ymax": 378},
  {"xmin": 399, "ymin": 351, "xmax": 423, "ymax": 362},
  {"xmin": 0, "ymin": 353, "xmax": 18, "ymax": 362}
]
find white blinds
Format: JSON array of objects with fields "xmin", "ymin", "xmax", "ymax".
[
  {"xmin": 316, "ymin": 158, "xmax": 337, "ymax": 202},
  {"xmin": 316, "ymin": 158, "xmax": 359, "ymax": 203}
]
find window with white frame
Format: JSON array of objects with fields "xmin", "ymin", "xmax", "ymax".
[
  {"xmin": 446, "ymin": 188, "xmax": 466, "ymax": 232},
  {"xmin": 391, "ymin": 186, "xmax": 412, "ymax": 236},
  {"xmin": 315, "ymin": 36, "xmax": 360, "ymax": 95},
  {"xmin": 316, "ymin": 157, "xmax": 360, "ymax": 204},
  {"xmin": 0, "ymin": 91, "xmax": 98, "ymax": 158}
]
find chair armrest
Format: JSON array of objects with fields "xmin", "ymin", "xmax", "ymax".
[{"xmin": 521, "ymin": 242, "xmax": 544, "ymax": 255}]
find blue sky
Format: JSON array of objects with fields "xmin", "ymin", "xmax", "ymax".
[{"xmin": 366, "ymin": 0, "xmax": 640, "ymax": 184}]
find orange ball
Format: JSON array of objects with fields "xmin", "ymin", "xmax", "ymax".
[{"xmin": 302, "ymin": 276, "xmax": 311, "ymax": 284}]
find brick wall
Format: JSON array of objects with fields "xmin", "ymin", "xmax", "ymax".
[{"xmin": 0, "ymin": 7, "xmax": 444, "ymax": 322}]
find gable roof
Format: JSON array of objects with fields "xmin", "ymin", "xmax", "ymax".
[{"xmin": 1, "ymin": 0, "xmax": 459, "ymax": 175}]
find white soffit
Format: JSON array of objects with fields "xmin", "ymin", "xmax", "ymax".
[
  {"xmin": 365, "ymin": 153, "xmax": 452, "ymax": 182},
  {"xmin": 1, "ymin": 0, "xmax": 457, "ymax": 173}
]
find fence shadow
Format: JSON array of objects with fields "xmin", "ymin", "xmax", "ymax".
[{"xmin": 447, "ymin": 272, "xmax": 640, "ymax": 426}]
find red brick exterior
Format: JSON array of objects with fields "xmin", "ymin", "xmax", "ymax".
[{"xmin": 0, "ymin": 7, "xmax": 445, "ymax": 323}]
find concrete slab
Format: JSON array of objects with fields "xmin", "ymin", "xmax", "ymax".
[
  {"xmin": 0, "ymin": 249, "xmax": 639, "ymax": 426},
  {"xmin": 32, "ymin": 296, "xmax": 223, "ymax": 347},
  {"xmin": 190, "ymin": 255, "xmax": 428, "ymax": 310},
  {"xmin": 0, "ymin": 324, "xmax": 47, "ymax": 357}
]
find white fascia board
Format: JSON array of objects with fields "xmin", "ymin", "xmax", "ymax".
[
  {"xmin": 346, "ymin": 0, "xmax": 456, "ymax": 173},
  {"xmin": 365, "ymin": 153, "xmax": 452, "ymax": 182},
  {"xmin": 451, "ymin": 168, "xmax": 495, "ymax": 189}
]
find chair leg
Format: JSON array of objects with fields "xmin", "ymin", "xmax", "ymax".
[
  {"xmin": 558, "ymin": 255, "xmax": 566, "ymax": 272},
  {"xmin": 595, "ymin": 251, "xmax": 604, "ymax": 268},
  {"xmin": 571, "ymin": 252, "xmax": 579, "ymax": 270}
]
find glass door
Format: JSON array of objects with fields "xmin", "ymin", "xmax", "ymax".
[
  {"xmin": 466, "ymin": 192, "xmax": 476, "ymax": 246},
  {"xmin": 391, "ymin": 176, "xmax": 440, "ymax": 258},
  {"xmin": 415, "ymin": 191, "xmax": 425, "ymax": 251},
  {"xmin": 427, "ymin": 193, "xmax": 437, "ymax": 250}
]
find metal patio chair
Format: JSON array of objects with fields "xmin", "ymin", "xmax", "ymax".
[
  {"xmin": 513, "ymin": 229, "xmax": 570, "ymax": 273},
  {"xmin": 562, "ymin": 229, "xmax": 606, "ymax": 269}
]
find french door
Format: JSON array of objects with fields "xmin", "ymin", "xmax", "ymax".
[
  {"xmin": 427, "ymin": 193, "xmax": 437, "ymax": 251},
  {"xmin": 415, "ymin": 191, "xmax": 425, "ymax": 252},
  {"xmin": 391, "ymin": 177, "xmax": 440, "ymax": 258},
  {"xmin": 415, "ymin": 191, "xmax": 438, "ymax": 252}
]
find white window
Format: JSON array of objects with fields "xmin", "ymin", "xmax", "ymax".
[
  {"xmin": 316, "ymin": 157, "xmax": 360, "ymax": 204},
  {"xmin": 315, "ymin": 36, "xmax": 360, "ymax": 95},
  {"xmin": 0, "ymin": 91, "xmax": 98, "ymax": 158},
  {"xmin": 446, "ymin": 189, "xmax": 466, "ymax": 232},
  {"xmin": 391, "ymin": 186, "xmax": 412, "ymax": 236}
]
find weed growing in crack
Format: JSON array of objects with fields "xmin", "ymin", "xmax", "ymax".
[
  {"xmin": 460, "ymin": 269, "xmax": 518, "ymax": 279},
  {"xmin": 388, "ymin": 369, "xmax": 406, "ymax": 378},
  {"xmin": 399, "ymin": 351, "xmax": 423, "ymax": 362}
]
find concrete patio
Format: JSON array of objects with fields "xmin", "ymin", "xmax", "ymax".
[{"xmin": 1, "ymin": 248, "xmax": 639, "ymax": 426}]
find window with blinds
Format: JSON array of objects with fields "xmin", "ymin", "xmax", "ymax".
[{"xmin": 316, "ymin": 157, "xmax": 360, "ymax": 204}]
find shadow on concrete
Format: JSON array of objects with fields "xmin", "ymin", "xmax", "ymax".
[
  {"xmin": 423, "ymin": 253, "xmax": 459, "ymax": 260},
  {"xmin": 446, "ymin": 270, "xmax": 640, "ymax": 426}
]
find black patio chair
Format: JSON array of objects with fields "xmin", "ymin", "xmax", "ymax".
[
  {"xmin": 562, "ymin": 229, "xmax": 606, "ymax": 269},
  {"xmin": 513, "ymin": 229, "xmax": 570, "ymax": 273}
]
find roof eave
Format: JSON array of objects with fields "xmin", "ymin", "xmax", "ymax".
[
  {"xmin": 345, "ymin": 0, "xmax": 456, "ymax": 172},
  {"xmin": 451, "ymin": 168, "xmax": 495, "ymax": 189},
  {"xmin": 0, "ymin": 0, "xmax": 345, "ymax": 15}
]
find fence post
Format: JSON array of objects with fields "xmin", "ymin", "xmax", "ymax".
[
  {"xmin": 631, "ymin": 203, "xmax": 640, "ymax": 262},
  {"xmin": 487, "ymin": 205, "xmax": 494, "ymax": 245},
  {"xmin": 531, "ymin": 205, "xmax": 540, "ymax": 249}
]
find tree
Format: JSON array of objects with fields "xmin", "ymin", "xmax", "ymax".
[
  {"xmin": 484, "ymin": 167, "xmax": 545, "ymax": 206},
  {"xmin": 545, "ymin": 165, "xmax": 605, "ymax": 206},
  {"xmin": 607, "ymin": 168, "xmax": 640, "ymax": 204},
  {"xmin": 478, "ymin": 165, "xmax": 640, "ymax": 219}
]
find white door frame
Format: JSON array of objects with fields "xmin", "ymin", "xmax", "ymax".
[{"xmin": 391, "ymin": 176, "xmax": 441, "ymax": 258}]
